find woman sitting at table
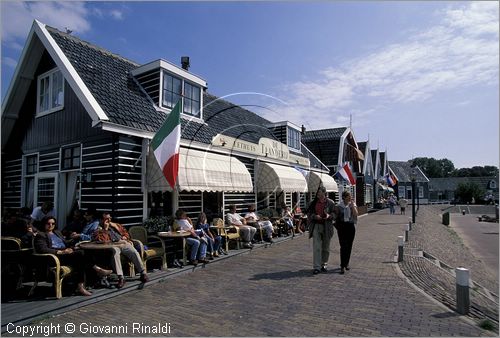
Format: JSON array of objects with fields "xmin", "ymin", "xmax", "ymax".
[
  {"xmin": 195, "ymin": 212, "xmax": 221, "ymax": 259},
  {"xmin": 245, "ymin": 204, "xmax": 274, "ymax": 243},
  {"xmin": 34, "ymin": 216, "xmax": 112, "ymax": 296},
  {"xmin": 173, "ymin": 209, "xmax": 210, "ymax": 265}
]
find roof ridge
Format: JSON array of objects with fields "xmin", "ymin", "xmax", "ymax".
[
  {"xmin": 203, "ymin": 92, "xmax": 272, "ymax": 124},
  {"xmin": 46, "ymin": 25, "xmax": 140, "ymax": 67},
  {"xmin": 304, "ymin": 126, "xmax": 347, "ymax": 134}
]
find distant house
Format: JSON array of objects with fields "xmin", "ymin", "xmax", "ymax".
[
  {"xmin": 1, "ymin": 20, "xmax": 333, "ymax": 227},
  {"xmin": 428, "ymin": 177, "xmax": 499, "ymax": 203},
  {"xmin": 388, "ymin": 161, "xmax": 430, "ymax": 204},
  {"xmin": 357, "ymin": 141, "xmax": 375, "ymax": 208},
  {"xmin": 302, "ymin": 127, "xmax": 365, "ymax": 208}
]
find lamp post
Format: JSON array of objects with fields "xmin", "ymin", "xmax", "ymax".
[
  {"xmin": 411, "ymin": 168, "xmax": 416, "ymax": 224},
  {"xmin": 417, "ymin": 182, "xmax": 420, "ymax": 211}
]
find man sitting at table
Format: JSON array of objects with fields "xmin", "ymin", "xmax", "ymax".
[
  {"xmin": 244, "ymin": 204, "xmax": 274, "ymax": 243},
  {"xmin": 92, "ymin": 212, "xmax": 149, "ymax": 289},
  {"xmin": 226, "ymin": 205, "xmax": 256, "ymax": 249}
]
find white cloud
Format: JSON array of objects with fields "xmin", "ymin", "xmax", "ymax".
[
  {"xmin": 270, "ymin": 2, "xmax": 499, "ymax": 130},
  {"xmin": 110, "ymin": 9, "xmax": 124, "ymax": 20},
  {"xmin": 2, "ymin": 56, "xmax": 18, "ymax": 68},
  {"xmin": 1, "ymin": 1, "xmax": 91, "ymax": 42}
]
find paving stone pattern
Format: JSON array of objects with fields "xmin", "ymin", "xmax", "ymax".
[
  {"xmin": 399, "ymin": 205, "xmax": 499, "ymax": 332},
  {"xmin": 5, "ymin": 210, "xmax": 492, "ymax": 337}
]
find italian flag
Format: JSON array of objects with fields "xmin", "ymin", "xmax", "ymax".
[{"xmin": 151, "ymin": 101, "xmax": 182, "ymax": 189}]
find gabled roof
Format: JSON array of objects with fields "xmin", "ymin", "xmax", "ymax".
[
  {"xmin": 302, "ymin": 127, "xmax": 347, "ymax": 142},
  {"xmin": 371, "ymin": 149, "xmax": 379, "ymax": 173},
  {"xmin": 2, "ymin": 21, "xmax": 329, "ymax": 172},
  {"xmin": 388, "ymin": 161, "xmax": 429, "ymax": 183},
  {"xmin": 429, "ymin": 177, "xmax": 499, "ymax": 191}
]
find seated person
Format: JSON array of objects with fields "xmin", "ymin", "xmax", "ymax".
[
  {"xmin": 2, "ymin": 208, "xmax": 37, "ymax": 248},
  {"xmin": 92, "ymin": 212, "xmax": 149, "ymax": 288},
  {"xmin": 245, "ymin": 204, "xmax": 274, "ymax": 243},
  {"xmin": 62, "ymin": 209, "xmax": 85, "ymax": 239},
  {"xmin": 173, "ymin": 209, "xmax": 209, "ymax": 265},
  {"xmin": 226, "ymin": 204, "xmax": 256, "ymax": 248},
  {"xmin": 69, "ymin": 208, "xmax": 99, "ymax": 242},
  {"xmin": 34, "ymin": 216, "xmax": 112, "ymax": 296},
  {"xmin": 282, "ymin": 206, "xmax": 295, "ymax": 236},
  {"xmin": 293, "ymin": 204, "xmax": 304, "ymax": 233},
  {"xmin": 195, "ymin": 212, "xmax": 221, "ymax": 259}
]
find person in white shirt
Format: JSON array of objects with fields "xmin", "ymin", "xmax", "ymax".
[
  {"xmin": 226, "ymin": 205, "xmax": 256, "ymax": 248},
  {"xmin": 245, "ymin": 204, "xmax": 274, "ymax": 243},
  {"xmin": 173, "ymin": 209, "xmax": 209, "ymax": 265},
  {"xmin": 31, "ymin": 201, "xmax": 55, "ymax": 229}
]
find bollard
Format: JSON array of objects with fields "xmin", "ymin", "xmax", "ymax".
[
  {"xmin": 404, "ymin": 224, "xmax": 410, "ymax": 242},
  {"xmin": 408, "ymin": 217, "xmax": 412, "ymax": 231},
  {"xmin": 397, "ymin": 236, "xmax": 404, "ymax": 262},
  {"xmin": 455, "ymin": 267, "xmax": 470, "ymax": 315}
]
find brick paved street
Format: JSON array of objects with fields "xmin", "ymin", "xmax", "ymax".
[{"xmin": 4, "ymin": 210, "xmax": 493, "ymax": 337}]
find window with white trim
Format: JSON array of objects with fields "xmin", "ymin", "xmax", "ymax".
[
  {"xmin": 37, "ymin": 68, "xmax": 64, "ymax": 116},
  {"xmin": 61, "ymin": 145, "xmax": 81, "ymax": 170},
  {"xmin": 287, "ymin": 127, "xmax": 301, "ymax": 150},
  {"xmin": 161, "ymin": 70, "xmax": 202, "ymax": 118}
]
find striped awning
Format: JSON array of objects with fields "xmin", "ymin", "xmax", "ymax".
[
  {"xmin": 147, "ymin": 147, "xmax": 253, "ymax": 192},
  {"xmin": 256, "ymin": 162, "xmax": 308, "ymax": 193},
  {"xmin": 308, "ymin": 171, "xmax": 338, "ymax": 193}
]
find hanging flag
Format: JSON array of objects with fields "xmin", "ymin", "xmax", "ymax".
[
  {"xmin": 336, "ymin": 163, "xmax": 356, "ymax": 185},
  {"xmin": 151, "ymin": 100, "xmax": 182, "ymax": 189},
  {"xmin": 385, "ymin": 173, "xmax": 398, "ymax": 187}
]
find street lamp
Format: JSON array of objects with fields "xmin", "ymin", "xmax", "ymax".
[{"xmin": 411, "ymin": 168, "xmax": 416, "ymax": 224}]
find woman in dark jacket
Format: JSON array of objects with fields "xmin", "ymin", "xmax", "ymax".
[
  {"xmin": 34, "ymin": 216, "xmax": 111, "ymax": 296},
  {"xmin": 335, "ymin": 191, "xmax": 358, "ymax": 274}
]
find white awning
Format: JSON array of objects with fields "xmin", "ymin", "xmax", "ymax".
[
  {"xmin": 256, "ymin": 162, "xmax": 308, "ymax": 193},
  {"xmin": 308, "ymin": 171, "xmax": 338, "ymax": 193},
  {"xmin": 147, "ymin": 147, "xmax": 253, "ymax": 192}
]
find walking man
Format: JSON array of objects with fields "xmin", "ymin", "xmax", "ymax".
[{"xmin": 307, "ymin": 186, "xmax": 336, "ymax": 275}]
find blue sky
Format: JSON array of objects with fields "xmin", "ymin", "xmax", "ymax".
[{"xmin": 1, "ymin": 1, "xmax": 498, "ymax": 169}]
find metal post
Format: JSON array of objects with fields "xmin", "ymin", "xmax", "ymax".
[
  {"xmin": 397, "ymin": 236, "xmax": 404, "ymax": 262},
  {"xmin": 404, "ymin": 224, "xmax": 410, "ymax": 242},
  {"xmin": 408, "ymin": 217, "xmax": 412, "ymax": 231},
  {"xmin": 455, "ymin": 267, "xmax": 470, "ymax": 315},
  {"xmin": 412, "ymin": 179, "xmax": 416, "ymax": 224}
]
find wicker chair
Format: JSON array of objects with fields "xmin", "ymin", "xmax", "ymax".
[
  {"xmin": 1, "ymin": 236, "xmax": 31, "ymax": 293},
  {"xmin": 30, "ymin": 237, "xmax": 73, "ymax": 299},
  {"xmin": 129, "ymin": 226, "xmax": 167, "ymax": 271},
  {"xmin": 215, "ymin": 217, "xmax": 240, "ymax": 251}
]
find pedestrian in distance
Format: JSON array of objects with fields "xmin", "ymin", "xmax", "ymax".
[
  {"xmin": 335, "ymin": 191, "xmax": 358, "ymax": 274},
  {"xmin": 306, "ymin": 186, "xmax": 336, "ymax": 275},
  {"xmin": 398, "ymin": 197, "xmax": 408, "ymax": 215}
]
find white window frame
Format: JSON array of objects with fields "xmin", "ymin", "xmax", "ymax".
[
  {"xmin": 21, "ymin": 153, "xmax": 39, "ymax": 209},
  {"xmin": 287, "ymin": 126, "xmax": 301, "ymax": 151},
  {"xmin": 419, "ymin": 185, "xmax": 424, "ymax": 198},
  {"xmin": 36, "ymin": 68, "xmax": 65, "ymax": 117},
  {"xmin": 59, "ymin": 143, "xmax": 82, "ymax": 172},
  {"xmin": 160, "ymin": 70, "xmax": 203, "ymax": 119}
]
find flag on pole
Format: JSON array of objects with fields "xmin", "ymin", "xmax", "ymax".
[
  {"xmin": 151, "ymin": 100, "xmax": 182, "ymax": 189},
  {"xmin": 335, "ymin": 163, "xmax": 356, "ymax": 185},
  {"xmin": 385, "ymin": 173, "xmax": 398, "ymax": 187}
]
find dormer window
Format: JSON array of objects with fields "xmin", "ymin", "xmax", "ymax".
[
  {"xmin": 161, "ymin": 70, "xmax": 201, "ymax": 118},
  {"xmin": 287, "ymin": 126, "xmax": 301, "ymax": 150},
  {"xmin": 37, "ymin": 68, "xmax": 64, "ymax": 116},
  {"xmin": 133, "ymin": 60, "xmax": 207, "ymax": 120}
]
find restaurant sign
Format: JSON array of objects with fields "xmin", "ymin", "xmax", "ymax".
[{"xmin": 211, "ymin": 134, "xmax": 310, "ymax": 166}]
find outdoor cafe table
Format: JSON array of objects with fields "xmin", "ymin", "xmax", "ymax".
[{"xmin": 157, "ymin": 231, "xmax": 191, "ymax": 266}]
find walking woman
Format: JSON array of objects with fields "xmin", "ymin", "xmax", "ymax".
[
  {"xmin": 306, "ymin": 186, "xmax": 336, "ymax": 275},
  {"xmin": 335, "ymin": 191, "xmax": 358, "ymax": 274}
]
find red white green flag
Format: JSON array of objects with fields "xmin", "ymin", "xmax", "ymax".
[{"xmin": 151, "ymin": 101, "xmax": 182, "ymax": 189}]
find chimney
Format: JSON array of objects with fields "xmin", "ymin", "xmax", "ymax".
[
  {"xmin": 301, "ymin": 124, "xmax": 306, "ymax": 135},
  {"xmin": 181, "ymin": 56, "xmax": 190, "ymax": 71}
]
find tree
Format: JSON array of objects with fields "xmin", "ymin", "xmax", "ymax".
[
  {"xmin": 455, "ymin": 182, "xmax": 485, "ymax": 204},
  {"xmin": 411, "ymin": 157, "xmax": 455, "ymax": 178}
]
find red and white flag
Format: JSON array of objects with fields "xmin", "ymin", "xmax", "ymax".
[
  {"xmin": 336, "ymin": 163, "xmax": 356, "ymax": 185},
  {"xmin": 151, "ymin": 100, "xmax": 182, "ymax": 189}
]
